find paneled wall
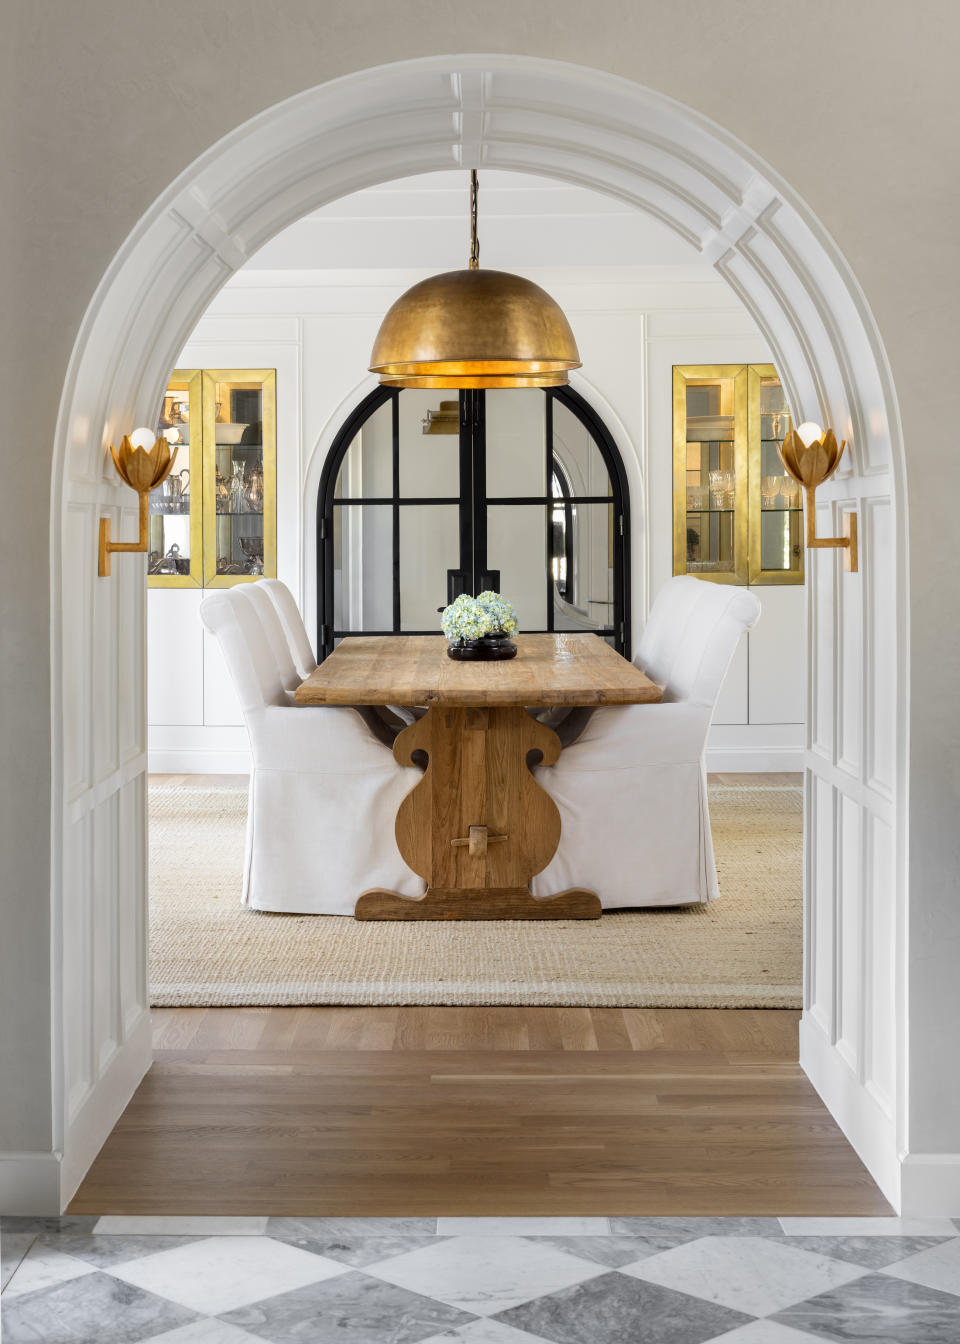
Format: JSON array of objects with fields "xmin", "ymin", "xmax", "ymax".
[{"xmin": 149, "ymin": 266, "xmax": 805, "ymax": 772}]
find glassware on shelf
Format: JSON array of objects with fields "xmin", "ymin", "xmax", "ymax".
[
  {"xmin": 781, "ymin": 475, "xmax": 801, "ymax": 507},
  {"xmin": 242, "ymin": 462, "xmax": 264, "ymax": 513},
  {"xmin": 761, "ymin": 475, "xmax": 781, "ymax": 509},
  {"xmin": 686, "ymin": 486, "xmax": 707, "ymax": 511},
  {"xmin": 709, "ymin": 469, "xmax": 726, "ymax": 509}
]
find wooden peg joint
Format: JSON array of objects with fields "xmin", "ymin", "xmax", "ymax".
[{"xmin": 451, "ymin": 825, "xmax": 509, "ymax": 858}]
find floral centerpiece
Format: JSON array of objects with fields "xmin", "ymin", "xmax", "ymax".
[{"xmin": 441, "ymin": 590, "xmax": 519, "ymax": 661}]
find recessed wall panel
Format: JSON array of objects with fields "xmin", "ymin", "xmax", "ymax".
[
  {"xmin": 865, "ymin": 497, "xmax": 896, "ymax": 796},
  {"xmin": 810, "ymin": 773, "xmax": 836, "ymax": 1034},
  {"xmin": 837, "ymin": 795, "xmax": 863, "ymax": 1073},
  {"xmin": 867, "ymin": 814, "xmax": 897, "ymax": 1115}
]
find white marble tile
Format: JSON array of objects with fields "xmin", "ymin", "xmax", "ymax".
[
  {"xmin": 779, "ymin": 1216, "xmax": 959, "ymax": 1237},
  {"xmin": 622, "ymin": 1235, "xmax": 867, "ymax": 1318},
  {"xmin": 420, "ymin": 1319, "xmax": 553, "ymax": 1343},
  {"xmin": 94, "ymin": 1215, "xmax": 269, "ymax": 1236},
  {"xmin": 885, "ymin": 1236, "xmax": 960, "ymax": 1297},
  {"xmin": 109, "ymin": 1234, "xmax": 348, "ymax": 1315},
  {"xmin": 702, "ymin": 1323, "xmax": 830, "ymax": 1344},
  {"xmin": 436, "ymin": 1217, "xmax": 610, "ymax": 1237},
  {"xmin": 366, "ymin": 1234, "xmax": 604, "ymax": 1316},
  {"xmin": 143, "ymin": 1320, "xmax": 267, "ymax": 1344},
  {"xmin": 4, "ymin": 1244, "xmax": 97, "ymax": 1298}
]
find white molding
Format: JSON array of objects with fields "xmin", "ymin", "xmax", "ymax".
[
  {"xmin": 60, "ymin": 1009, "xmax": 152, "ymax": 1209},
  {"xmin": 705, "ymin": 746, "xmax": 805, "ymax": 773},
  {"xmin": 0, "ymin": 1151, "xmax": 63, "ymax": 1216},
  {"xmin": 799, "ymin": 1011, "xmax": 900, "ymax": 1209},
  {"xmin": 149, "ymin": 748, "xmax": 250, "ymax": 774},
  {"xmin": 900, "ymin": 1154, "xmax": 960, "ymax": 1217}
]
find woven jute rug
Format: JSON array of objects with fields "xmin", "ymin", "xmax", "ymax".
[{"xmin": 148, "ymin": 780, "xmax": 801, "ymax": 1008}]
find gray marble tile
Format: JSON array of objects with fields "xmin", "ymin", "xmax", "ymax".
[
  {"xmin": 35, "ymin": 1230, "xmax": 209, "ymax": 1268},
  {"xmin": 608, "ymin": 1218, "xmax": 783, "ymax": 1242},
  {"xmin": 1, "ymin": 1232, "xmax": 36, "ymax": 1291},
  {"xmin": 266, "ymin": 1216, "xmax": 443, "ymax": 1267},
  {"xmin": 220, "ymin": 1269, "xmax": 475, "ymax": 1343},
  {"xmin": 94, "ymin": 1216, "xmax": 269, "ymax": 1236},
  {"xmin": 436, "ymin": 1220, "xmax": 609, "ymax": 1237},
  {"xmin": 0, "ymin": 1215, "xmax": 97, "ymax": 1238},
  {"xmin": 0, "ymin": 1269, "xmax": 198, "ymax": 1343},
  {"xmin": 496, "ymin": 1270, "xmax": 753, "ymax": 1344},
  {"xmin": 777, "ymin": 1236, "xmax": 957, "ymax": 1271},
  {"xmin": 531, "ymin": 1235, "xmax": 682, "ymax": 1269},
  {"xmin": 773, "ymin": 1271, "xmax": 960, "ymax": 1342},
  {"xmin": 267, "ymin": 1217, "xmax": 436, "ymax": 1241},
  {"xmin": 884, "ymin": 1236, "xmax": 960, "ymax": 1297}
]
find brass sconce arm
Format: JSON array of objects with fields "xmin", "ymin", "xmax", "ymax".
[
  {"xmin": 98, "ymin": 434, "xmax": 178, "ymax": 577},
  {"xmin": 778, "ymin": 424, "xmax": 858, "ymax": 572}
]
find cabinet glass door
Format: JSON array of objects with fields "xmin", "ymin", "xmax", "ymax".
[
  {"xmin": 202, "ymin": 370, "xmax": 277, "ymax": 587},
  {"xmin": 748, "ymin": 365, "xmax": 803, "ymax": 583},
  {"xmin": 673, "ymin": 365, "xmax": 748, "ymax": 585},
  {"xmin": 148, "ymin": 370, "xmax": 202, "ymax": 586}
]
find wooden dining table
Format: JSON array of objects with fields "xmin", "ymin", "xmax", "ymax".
[{"xmin": 295, "ymin": 633, "xmax": 662, "ymax": 920}]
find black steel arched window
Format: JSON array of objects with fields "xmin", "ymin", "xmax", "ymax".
[{"xmin": 317, "ymin": 385, "xmax": 630, "ymax": 660}]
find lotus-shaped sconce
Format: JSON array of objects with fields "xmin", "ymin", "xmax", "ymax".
[
  {"xmin": 98, "ymin": 430, "xmax": 179, "ymax": 576},
  {"xmin": 777, "ymin": 422, "xmax": 858, "ymax": 572}
]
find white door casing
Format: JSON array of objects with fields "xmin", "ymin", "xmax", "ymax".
[{"xmin": 41, "ymin": 56, "xmax": 907, "ymax": 1213}]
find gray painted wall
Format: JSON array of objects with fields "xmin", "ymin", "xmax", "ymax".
[{"xmin": 2, "ymin": 0, "xmax": 958, "ymax": 1156}]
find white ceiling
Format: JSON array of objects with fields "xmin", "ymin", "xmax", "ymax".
[{"xmin": 244, "ymin": 169, "xmax": 708, "ymax": 271}]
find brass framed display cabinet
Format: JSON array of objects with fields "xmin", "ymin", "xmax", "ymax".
[
  {"xmin": 148, "ymin": 368, "xmax": 277, "ymax": 588},
  {"xmin": 673, "ymin": 363, "xmax": 802, "ymax": 586}
]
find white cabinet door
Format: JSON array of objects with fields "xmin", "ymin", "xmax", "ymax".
[
  {"xmin": 147, "ymin": 590, "xmax": 204, "ymax": 726},
  {"xmin": 748, "ymin": 585, "xmax": 805, "ymax": 724}
]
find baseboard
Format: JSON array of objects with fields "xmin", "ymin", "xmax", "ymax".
[
  {"xmin": 900, "ymin": 1154, "xmax": 960, "ymax": 1216},
  {"xmin": 799, "ymin": 1012, "xmax": 901, "ymax": 1211},
  {"xmin": 149, "ymin": 748, "xmax": 250, "ymax": 774},
  {"xmin": 706, "ymin": 745, "xmax": 805, "ymax": 772},
  {"xmin": 0, "ymin": 1150, "xmax": 63, "ymax": 1215},
  {"xmin": 59, "ymin": 1009, "xmax": 153, "ymax": 1210}
]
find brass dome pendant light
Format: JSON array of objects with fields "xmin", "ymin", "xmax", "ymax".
[{"xmin": 369, "ymin": 171, "xmax": 581, "ymax": 389}]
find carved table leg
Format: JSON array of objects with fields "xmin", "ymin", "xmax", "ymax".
[{"xmin": 355, "ymin": 705, "xmax": 601, "ymax": 920}]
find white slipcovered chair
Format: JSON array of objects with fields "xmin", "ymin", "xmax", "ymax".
[
  {"xmin": 532, "ymin": 576, "xmax": 761, "ymax": 908},
  {"xmin": 200, "ymin": 585, "xmax": 424, "ymax": 914}
]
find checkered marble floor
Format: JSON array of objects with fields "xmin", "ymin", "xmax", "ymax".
[{"xmin": 3, "ymin": 1215, "xmax": 960, "ymax": 1343}]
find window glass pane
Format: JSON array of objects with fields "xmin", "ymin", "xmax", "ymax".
[
  {"xmin": 149, "ymin": 381, "xmax": 193, "ymax": 575},
  {"xmin": 684, "ymin": 378, "xmax": 736, "ymax": 576},
  {"xmin": 551, "ymin": 399, "xmax": 612, "ymax": 497},
  {"xmin": 333, "ymin": 504, "xmax": 393, "ymax": 631},
  {"xmin": 399, "ymin": 505, "xmax": 460, "ymax": 630},
  {"xmin": 398, "ymin": 391, "xmax": 461, "ymax": 497},
  {"xmin": 553, "ymin": 502, "xmax": 614, "ymax": 631},
  {"xmin": 212, "ymin": 380, "xmax": 265, "ymax": 576},
  {"xmin": 485, "ymin": 389, "xmax": 546, "ymax": 497},
  {"xmin": 336, "ymin": 399, "xmax": 393, "ymax": 499},
  {"xmin": 486, "ymin": 504, "xmax": 547, "ymax": 631}
]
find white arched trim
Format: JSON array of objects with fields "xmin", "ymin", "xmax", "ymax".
[{"xmin": 46, "ymin": 55, "xmax": 908, "ymax": 1213}]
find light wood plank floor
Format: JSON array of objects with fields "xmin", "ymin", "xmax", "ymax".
[{"xmin": 69, "ymin": 1007, "xmax": 889, "ymax": 1216}]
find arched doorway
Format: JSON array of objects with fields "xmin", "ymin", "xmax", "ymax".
[
  {"xmin": 46, "ymin": 55, "xmax": 907, "ymax": 1213},
  {"xmin": 316, "ymin": 384, "xmax": 631, "ymax": 659}
]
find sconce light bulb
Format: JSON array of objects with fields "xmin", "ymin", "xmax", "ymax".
[
  {"xmin": 128, "ymin": 427, "xmax": 156, "ymax": 450},
  {"xmin": 795, "ymin": 421, "xmax": 823, "ymax": 447},
  {"xmin": 162, "ymin": 427, "xmax": 181, "ymax": 444}
]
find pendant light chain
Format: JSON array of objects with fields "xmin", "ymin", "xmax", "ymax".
[{"xmin": 469, "ymin": 168, "xmax": 479, "ymax": 271}]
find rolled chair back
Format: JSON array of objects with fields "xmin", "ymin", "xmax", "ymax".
[
  {"xmin": 241, "ymin": 583, "xmax": 301, "ymax": 695},
  {"xmin": 260, "ymin": 578, "xmax": 317, "ymax": 679},
  {"xmin": 635, "ymin": 575, "xmax": 761, "ymax": 707},
  {"xmin": 199, "ymin": 589, "xmax": 289, "ymax": 719}
]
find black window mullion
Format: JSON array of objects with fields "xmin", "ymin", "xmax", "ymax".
[
  {"xmin": 545, "ymin": 391, "xmax": 555, "ymax": 632},
  {"xmin": 473, "ymin": 390, "xmax": 487, "ymax": 593},
  {"xmin": 391, "ymin": 390, "xmax": 400, "ymax": 634},
  {"xmin": 457, "ymin": 391, "xmax": 474, "ymax": 594}
]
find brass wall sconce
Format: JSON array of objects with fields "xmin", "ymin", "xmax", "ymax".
[
  {"xmin": 778, "ymin": 422, "xmax": 858, "ymax": 572},
  {"xmin": 98, "ymin": 428, "xmax": 179, "ymax": 576}
]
